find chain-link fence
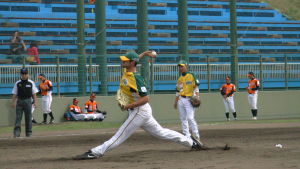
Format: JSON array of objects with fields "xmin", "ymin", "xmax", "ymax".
[{"xmin": 1, "ymin": 55, "xmax": 300, "ymax": 95}]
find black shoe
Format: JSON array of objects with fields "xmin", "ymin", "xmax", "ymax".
[
  {"xmin": 73, "ymin": 150, "xmax": 100, "ymax": 160},
  {"xmin": 32, "ymin": 119, "xmax": 38, "ymax": 124},
  {"xmin": 191, "ymin": 135, "xmax": 207, "ymax": 151}
]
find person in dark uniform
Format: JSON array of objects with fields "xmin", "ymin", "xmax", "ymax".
[{"xmin": 11, "ymin": 68, "xmax": 38, "ymax": 137}]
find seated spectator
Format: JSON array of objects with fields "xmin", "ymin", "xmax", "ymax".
[
  {"xmin": 84, "ymin": 93, "xmax": 107, "ymax": 121},
  {"xmin": 27, "ymin": 41, "xmax": 40, "ymax": 64},
  {"xmin": 65, "ymin": 98, "xmax": 88, "ymax": 121},
  {"xmin": 10, "ymin": 31, "xmax": 26, "ymax": 63}
]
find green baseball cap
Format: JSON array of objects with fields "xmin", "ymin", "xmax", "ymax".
[
  {"xmin": 178, "ymin": 60, "xmax": 187, "ymax": 67},
  {"xmin": 120, "ymin": 51, "xmax": 139, "ymax": 62}
]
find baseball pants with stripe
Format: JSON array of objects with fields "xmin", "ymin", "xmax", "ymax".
[
  {"xmin": 91, "ymin": 103, "xmax": 193, "ymax": 156},
  {"xmin": 177, "ymin": 97, "xmax": 200, "ymax": 139}
]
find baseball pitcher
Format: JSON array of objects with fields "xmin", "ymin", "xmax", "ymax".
[{"xmin": 74, "ymin": 51, "xmax": 205, "ymax": 160}]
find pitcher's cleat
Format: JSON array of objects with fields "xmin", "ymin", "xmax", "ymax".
[{"xmin": 73, "ymin": 150, "xmax": 101, "ymax": 160}]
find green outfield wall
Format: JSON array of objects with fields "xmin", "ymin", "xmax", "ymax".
[{"xmin": 1, "ymin": 91, "xmax": 299, "ymax": 126}]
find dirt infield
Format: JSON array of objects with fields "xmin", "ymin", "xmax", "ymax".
[{"xmin": 0, "ymin": 122, "xmax": 300, "ymax": 169}]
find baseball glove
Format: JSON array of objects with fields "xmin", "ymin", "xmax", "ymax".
[
  {"xmin": 190, "ymin": 96, "xmax": 201, "ymax": 107},
  {"xmin": 39, "ymin": 84, "xmax": 48, "ymax": 91},
  {"xmin": 116, "ymin": 89, "xmax": 130, "ymax": 111}
]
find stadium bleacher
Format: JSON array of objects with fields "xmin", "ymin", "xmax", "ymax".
[{"xmin": 0, "ymin": 0, "xmax": 300, "ymax": 64}]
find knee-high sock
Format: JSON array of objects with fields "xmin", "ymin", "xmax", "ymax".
[
  {"xmin": 225, "ymin": 112, "xmax": 229, "ymax": 119},
  {"xmin": 233, "ymin": 112, "xmax": 237, "ymax": 118},
  {"xmin": 49, "ymin": 112, "xmax": 54, "ymax": 119},
  {"xmin": 43, "ymin": 114, "xmax": 47, "ymax": 122},
  {"xmin": 253, "ymin": 109, "xmax": 257, "ymax": 117}
]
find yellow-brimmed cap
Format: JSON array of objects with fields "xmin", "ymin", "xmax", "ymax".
[
  {"xmin": 120, "ymin": 55, "xmax": 130, "ymax": 61},
  {"xmin": 178, "ymin": 60, "xmax": 187, "ymax": 67}
]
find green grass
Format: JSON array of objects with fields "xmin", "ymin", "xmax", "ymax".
[
  {"xmin": 2, "ymin": 118, "xmax": 300, "ymax": 136},
  {"xmin": 261, "ymin": 0, "xmax": 300, "ymax": 20}
]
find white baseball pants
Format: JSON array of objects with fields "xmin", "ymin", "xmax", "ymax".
[
  {"xmin": 248, "ymin": 93, "xmax": 258, "ymax": 109},
  {"xmin": 222, "ymin": 96, "xmax": 236, "ymax": 113},
  {"xmin": 177, "ymin": 97, "xmax": 200, "ymax": 139},
  {"xmin": 91, "ymin": 103, "xmax": 193, "ymax": 156},
  {"xmin": 42, "ymin": 93, "xmax": 52, "ymax": 114},
  {"xmin": 70, "ymin": 112, "xmax": 87, "ymax": 121},
  {"xmin": 85, "ymin": 113, "xmax": 105, "ymax": 120},
  {"xmin": 31, "ymin": 104, "xmax": 35, "ymax": 120}
]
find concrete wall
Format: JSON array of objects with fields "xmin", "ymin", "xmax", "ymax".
[{"xmin": 1, "ymin": 91, "xmax": 299, "ymax": 126}]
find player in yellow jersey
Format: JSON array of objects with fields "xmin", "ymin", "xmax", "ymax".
[
  {"xmin": 74, "ymin": 51, "xmax": 205, "ymax": 160},
  {"xmin": 174, "ymin": 60, "xmax": 203, "ymax": 144}
]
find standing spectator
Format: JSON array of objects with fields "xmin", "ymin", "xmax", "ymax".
[
  {"xmin": 247, "ymin": 72, "xmax": 260, "ymax": 120},
  {"xmin": 27, "ymin": 41, "xmax": 40, "ymax": 64},
  {"xmin": 10, "ymin": 31, "xmax": 26, "ymax": 63},
  {"xmin": 174, "ymin": 60, "xmax": 203, "ymax": 144},
  {"xmin": 11, "ymin": 68, "xmax": 38, "ymax": 137},
  {"xmin": 220, "ymin": 76, "xmax": 237, "ymax": 121},
  {"xmin": 38, "ymin": 73, "xmax": 55, "ymax": 124},
  {"xmin": 84, "ymin": 93, "xmax": 106, "ymax": 121}
]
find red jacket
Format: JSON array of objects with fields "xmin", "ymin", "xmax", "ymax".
[{"xmin": 27, "ymin": 47, "xmax": 40, "ymax": 64}]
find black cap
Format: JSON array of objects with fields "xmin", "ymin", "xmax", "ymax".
[
  {"xmin": 38, "ymin": 73, "xmax": 46, "ymax": 78},
  {"xmin": 248, "ymin": 71, "xmax": 254, "ymax": 75},
  {"xmin": 20, "ymin": 68, "xmax": 28, "ymax": 74}
]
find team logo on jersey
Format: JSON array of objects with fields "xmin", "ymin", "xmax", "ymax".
[
  {"xmin": 186, "ymin": 81, "xmax": 192, "ymax": 85},
  {"xmin": 122, "ymin": 78, "xmax": 128, "ymax": 86}
]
